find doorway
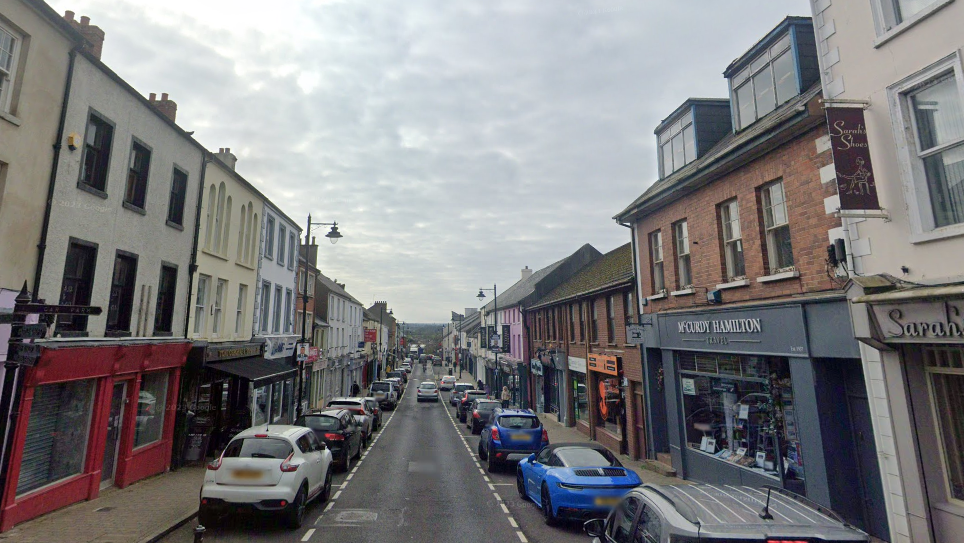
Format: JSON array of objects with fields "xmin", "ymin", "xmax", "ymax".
[
  {"xmin": 633, "ymin": 382, "xmax": 647, "ymax": 460},
  {"xmin": 101, "ymin": 382, "xmax": 126, "ymax": 489},
  {"xmin": 845, "ymin": 364, "xmax": 890, "ymax": 541}
]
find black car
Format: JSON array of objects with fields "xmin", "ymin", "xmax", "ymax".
[
  {"xmin": 458, "ymin": 391, "xmax": 489, "ymax": 422},
  {"xmin": 467, "ymin": 399, "xmax": 500, "ymax": 434},
  {"xmin": 294, "ymin": 408, "xmax": 362, "ymax": 472}
]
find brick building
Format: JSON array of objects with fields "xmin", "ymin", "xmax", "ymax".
[
  {"xmin": 614, "ymin": 17, "xmax": 888, "ymax": 540},
  {"xmin": 526, "ymin": 244, "xmax": 643, "ymax": 459}
]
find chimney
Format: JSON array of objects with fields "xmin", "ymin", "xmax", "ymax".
[
  {"xmin": 214, "ymin": 147, "xmax": 238, "ymax": 171},
  {"xmin": 521, "ymin": 266, "xmax": 532, "ymax": 280},
  {"xmin": 64, "ymin": 12, "xmax": 105, "ymax": 60},
  {"xmin": 148, "ymin": 92, "xmax": 178, "ymax": 123}
]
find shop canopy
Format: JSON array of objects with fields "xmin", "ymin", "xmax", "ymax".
[{"xmin": 207, "ymin": 357, "xmax": 297, "ymax": 388}]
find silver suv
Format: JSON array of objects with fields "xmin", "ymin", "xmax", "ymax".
[{"xmin": 584, "ymin": 484, "xmax": 868, "ymax": 543}]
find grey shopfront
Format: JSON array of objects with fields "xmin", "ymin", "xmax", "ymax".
[{"xmin": 648, "ymin": 297, "xmax": 888, "ymax": 539}]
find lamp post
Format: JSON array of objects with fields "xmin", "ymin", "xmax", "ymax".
[
  {"xmin": 477, "ymin": 284, "xmax": 498, "ymax": 395},
  {"xmin": 299, "ymin": 214, "xmax": 342, "ymax": 418}
]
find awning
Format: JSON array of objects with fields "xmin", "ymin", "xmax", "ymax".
[
  {"xmin": 207, "ymin": 357, "xmax": 297, "ymax": 388},
  {"xmin": 853, "ymin": 284, "xmax": 964, "ymax": 304}
]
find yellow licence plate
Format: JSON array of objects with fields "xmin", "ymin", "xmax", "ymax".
[
  {"xmin": 232, "ymin": 469, "xmax": 263, "ymax": 480},
  {"xmin": 510, "ymin": 433, "xmax": 530, "ymax": 441},
  {"xmin": 594, "ymin": 496, "xmax": 621, "ymax": 507}
]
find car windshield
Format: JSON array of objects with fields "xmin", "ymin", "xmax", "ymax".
[
  {"xmin": 223, "ymin": 437, "xmax": 293, "ymax": 459},
  {"xmin": 295, "ymin": 415, "xmax": 340, "ymax": 431},
  {"xmin": 556, "ymin": 448, "xmax": 619, "ymax": 467},
  {"xmin": 498, "ymin": 416, "xmax": 540, "ymax": 429},
  {"xmin": 371, "ymin": 383, "xmax": 391, "ymax": 392}
]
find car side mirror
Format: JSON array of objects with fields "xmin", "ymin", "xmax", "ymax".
[
  {"xmin": 316, "ymin": 442, "xmax": 326, "ymax": 451},
  {"xmin": 583, "ymin": 518, "xmax": 605, "ymax": 538}
]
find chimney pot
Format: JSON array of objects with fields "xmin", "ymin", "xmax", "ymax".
[
  {"xmin": 161, "ymin": 92, "xmax": 169, "ymax": 101},
  {"xmin": 149, "ymin": 92, "xmax": 157, "ymax": 101},
  {"xmin": 64, "ymin": 11, "xmax": 75, "ymax": 21},
  {"xmin": 225, "ymin": 147, "xmax": 230, "ymax": 153},
  {"xmin": 80, "ymin": 15, "xmax": 90, "ymax": 26}
]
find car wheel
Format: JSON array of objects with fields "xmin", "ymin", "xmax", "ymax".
[
  {"xmin": 517, "ymin": 470, "xmax": 528, "ymax": 501},
  {"xmin": 353, "ymin": 439, "xmax": 362, "ymax": 459},
  {"xmin": 284, "ymin": 484, "xmax": 307, "ymax": 529},
  {"xmin": 198, "ymin": 505, "xmax": 218, "ymax": 529},
  {"xmin": 478, "ymin": 441, "xmax": 488, "ymax": 460},
  {"xmin": 487, "ymin": 453, "xmax": 500, "ymax": 473},
  {"xmin": 320, "ymin": 469, "xmax": 333, "ymax": 502},
  {"xmin": 541, "ymin": 485, "xmax": 559, "ymax": 526}
]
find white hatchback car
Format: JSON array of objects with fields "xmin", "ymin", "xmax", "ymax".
[
  {"xmin": 416, "ymin": 381, "xmax": 439, "ymax": 402},
  {"xmin": 199, "ymin": 426, "xmax": 333, "ymax": 529}
]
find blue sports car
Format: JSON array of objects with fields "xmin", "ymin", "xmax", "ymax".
[{"xmin": 516, "ymin": 443, "xmax": 642, "ymax": 525}]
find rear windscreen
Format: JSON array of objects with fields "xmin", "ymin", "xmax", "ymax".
[
  {"xmin": 465, "ymin": 393, "xmax": 487, "ymax": 401},
  {"xmin": 419, "ymin": 383, "xmax": 436, "ymax": 389},
  {"xmin": 498, "ymin": 416, "xmax": 540, "ymax": 429},
  {"xmin": 296, "ymin": 416, "xmax": 340, "ymax": 431},
  {"xmin": 372, "ymin": 383, "xmax": 391, "ymax": 391},
  {"xmin": 223, "ymin": 438, "xmax": 293, "ymax": 459},
  {"xmin": 476, "ymin": 402, "xmax": 499, "ymax": 412}
]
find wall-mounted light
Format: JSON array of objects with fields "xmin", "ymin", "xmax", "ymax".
[{"xmin": 66, "ymin": 133, "xmax": 81, "ymax": 151}]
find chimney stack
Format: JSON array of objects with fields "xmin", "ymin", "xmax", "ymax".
[
  {"xmin": 64, "ymin": 12, "xmax": 105, "ymax": 60},
  {"xmin": 214, "ymin": 147, "xmax": 238, "ymax": 171},
  {"xmin": 521, "ymin": 266, "xmax": 532, "ymax": 280},
  {"xmin": 148, "ymin": 92, "xmax": 178, "ymax": 123}
]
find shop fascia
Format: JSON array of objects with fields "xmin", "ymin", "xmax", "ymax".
[
  {"xmin": 677, "ymin": 318, "xmax": 763, "ymax": 335},
  {"xmin": 870, "ymin": 299, "xmax": 964, "ymax": 342}
]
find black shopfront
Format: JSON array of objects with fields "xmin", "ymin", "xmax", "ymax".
[{"xmin": 645, "ymin": 297, "xmax": 888, "ymax": 539}]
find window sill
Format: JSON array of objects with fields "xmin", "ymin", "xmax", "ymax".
[
  {"xmin": 0, "ymin": 110, "xmax": 22, "ymax": 127},
  {"xmin": 671, "ymin": 288, "xmax": 694, "ymax": 297},
  {"xmin": 235, "ymin": 260, "xmax": 256, "ymax": 270},
  {"xmin": 54, "ymin": 329, "xmax": 89, "ymax": 338},
  {"xmin": 716, "ymin": 278, "xmax": 750, "ymax": 290},
  {"xmin": 77, "ymin": 182, "xmax": 108, "ymax": 200},
  {"xmin": 757, "ymin": 270, "xmax": 800, "ymax": 283},
  {"xmin": 122, "ymin": 201, "xmax": 146, "ymax": 215},
  {"xmin": 909, "ymin": 222, "xmax": 964, "ymax": 244},
  {"xmin": 105, "ymin": 330, "xmax": 132, "ymax": 338},
  {"xmin": 153, "ymin": 331, "xmax": 173, "ymax": 337},
  {"xmin": 202, "ymin": 248, "xmax": 229, "ymax": 262},
  {"xmin": 165, "ymin": 220, "xmax": 184, "ymax": 231},
  {"xmin": 874, "ymin": 0, "xmax": 954, "ymax": 48},
  {"xmin": 647, "ymin": 292, "xmax": 667, "ymax": 301}
]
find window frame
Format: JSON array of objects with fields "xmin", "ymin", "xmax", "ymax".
[
  {"xmin": 0, "ymin": 21, "xmax": 22, "ymax": 115},
  {"xmin": 673, "ymin": 220, "xmax": 692, "ymax": 289},
  {"xmin": 284, "ymin": 288, "xmax": 293, "ymax": 333},
  {"xmin": 213, "ymin": 278, "xmax": 226, "ymax": 335},
  {"xmin": 590, "ymin": 300, "xmax": 599, "ymax": 343},
  {"xmin": 719, "ymin": 199, "xmax": 746, "ymax": 281},
  {"xmin": 760, "ymin": 180, "xmax": 795, "ymax": 273},
  {"xmin": 922, "ymin": 346, "xmax": 964, "ymax": 505},
  {"xmin": 236, "ymin": 284, "xmax": 247, "ymax": 336},
  {"xmin": 106, "ymin": 250, "xmax": 139, "ymax": 334},
  {"xmin": 649, "ymin": 230, "xmax": 665, "ymax": 294},
  {"xmin": 870, "ymin": 0, "xmax": 954, "ymax": 44},
  {"xmin": 78, "ymin": 109, "xmax": 115, "ymax": 195},
  {"xmin": 264, "ymin": 215, "xmax": 275, "ymax": 260},
  {"xmin": 657, "ymin": 112, "xmax": 696, "ymax": 178},
  {"xmin": 260, "ymin": 281, "xmax": 271, "ymax": 333},
  {"xmin": 58, "ymin": 238, "xmax": 99, "ymax": 333},
  {"xmin": 730, "ymin": 32, "xmax": 797, "ymax": 131},
  {"xmin": 273, "ymin": 285, "xmax": 283, "ymax": 333},
  {"xmin": 278, "ymin": 225, "xmax": 286, "ymax": 265},
  {"xmin": 154, "ymin": 263, "xmax": 178, "ymax": 335},
  {"xmin": 194, "ymin": 274, "xmax": 210, "ymax": 336},
  {"xmin": 606, "ymin": 295, "xmax": 615, "ymax": 343},
  {"xmin": 288, "ymin": 232, "xmax": 297, "ymax": 269},
  {"xmin": 166, "ymin": 166, "xmax": 188, "ymax": 228},
  {"xmin": 124, "ymin": 138, "xmax": 152, "ymax": 212}
]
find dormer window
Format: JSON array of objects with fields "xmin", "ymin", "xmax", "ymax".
[
  {"xmin": 730, "ymin": 34, "xmax": 797, "ymax": 130},
  {"xmin": 658, "ymin": 113, "xmax": 696, "ymax": 177}
]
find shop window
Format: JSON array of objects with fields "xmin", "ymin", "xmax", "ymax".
[
  {"xmin": 154, "ymin": 264, "xmax": 177, "ymax": 334},
  {"xmin": 253, "ymin": 385, "xmax": 268, "ymax": 426},
  {"xmin": 573, "ymin": 372, "xmax": 588, "ymax": 426},
  {"xmin": 59, "ymin": 240, "xmax": 98, "ymax": 333},
  {"xmin": 678, "ymin": 352, "xmax": 803, "ymax": 481},
  {"xmin": 923, "ymin": 346, "xmax": 964, "ymax": 501},
  {"xmin": 135, "ymin": 371, "xmax": 169, "ymax": 448},
  {"xmin": 16, "ymin": 380, "xmax": 96, "ymax": 496},
  {"xmin": 761, "ymin": 180, "xmax": 794, "ymax": 273},
  {"xmin": 106, "ymin": 252, "xmax": 138, "ymax": 333},
  {"xmin": 594, "ymin": 371, "xmax": 623, "ymax": 437},
  {"xmin": 271, "ymin": 381, "xmax": 284, "ymax": 423}
]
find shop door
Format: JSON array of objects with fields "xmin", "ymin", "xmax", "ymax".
[
  {"xmin": 101, "ymin": 382, "xmax": 126, "ymax": 488},
  {"xmin": 633, "ymin": 383, "xmax": 647, "ymax": 460},
  {"xmin": 846, "ymin": 369, "xmax": 889, "ymax": 541}
]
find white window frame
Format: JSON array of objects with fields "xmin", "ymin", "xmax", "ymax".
[
  {"xmin": 720, "ymin": 199, "xmax": 746, "ymax": 281},
  {"xmin": 674, "ymin": 220, "xmax": 692, "ymax": 289},
  {"xmin": 194, "ymin": 275, "xmax": 210, "ymax": 335},
  {"xmin": 650, "ymin": 231, "xmax": 665, "ymax": 293},
  {"xmin": 921, "ymin": 346, "xmax": 964, "ymax": 505},
  {"xmin": 658, "ymin": 112, "xmax": 696, "ymax": 178},
  {"xmin": 284, "ymin": 288, "xmax": 293, "ymax": 333},
  {"xmin": 260, "ymin": 281, "xmax": 271, "ymax": 333},
  {"xmin": 0, "ymin": 22, "xmax": 21, "ymax": 115},
  {"xmin": 236, "ymin": 284, "xmax": 247, "ymax": 335},
  {"xmin": 890, "ymin": 52, "xmax": 964, "ymax": 242},
  {"xmin": 870, "ymin": 0, "xmax": 955, "ymax": 47},
  {"xmin": 278, "ymin": 225, "xmax": 286, "ymax": 265},
  {"xmin": 730, "ymin": 33, "xmax": 796, "ymax": 130},
  {"xmin": 264, "ymin": 215, "xmax": 275, "ymax": 259},
  {"xmin": 212, "ymin": 279, "xmax": 226, "ymax": 335},
  {"xmin": 273, "ymin": 285, "xmax": 283, "ymax": 333},
  {"xmin": 761, "ymin": 180, "xmax": 795, "ymax": 273},
  {"xmin": 288, "ymin": 232, "xmax": 296, "ymax": 269}
]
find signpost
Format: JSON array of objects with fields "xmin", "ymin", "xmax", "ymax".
[
  {"xmin": 11, "ymin": 324, "xmax": 48, "ymax": 341},
  {"xmin": 12, "ymin": 303, "xmax": 102, "ymax": 316},
  {"xmin": 8, "ymin": 343, "xmax": 41, "ymax": 366}
]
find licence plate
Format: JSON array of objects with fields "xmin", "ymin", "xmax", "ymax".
[
  {"xmin": 510, "ymin": 433, "xmax": 530, "ymax": 441},
  {"xmin": 594, "ymin": 496, "xmax": 621, "ymax": 507},
  {"xmin": 232, "ymin": 469, "xmax": 263, "ymax": 480}
]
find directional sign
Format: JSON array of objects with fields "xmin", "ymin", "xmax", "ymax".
[
  {"xmin": 0, "ymin": 313, "xmax": 19, "ymax": 324},
  {"xmin": 626, "ymin": 324, "xmax": 646, "ymax": 345},
  {"xmin": 14, "ymin": 303, "xmax": 102, "ymax": 316},
  {"xmin": 8, "ymin": 343, "xmax": 42, "ymax": 366},
  {"xmin": 11, "ymin": 323, "xmax": 48, "ymax": 340}
]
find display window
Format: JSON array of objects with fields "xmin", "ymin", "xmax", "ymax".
[
  {"xmin": 677, "ymin": 352, "xmax": 803, "ymax": 481},
  {"xmin": 573, "ymin": 372, "xmax": 588, "ymax": 425},
  {"xmin": 593, "ymin": 373, "xmax": 624, "ymax": 437},
  {"xmin": 253, "ymin": 385, "xmax": 268, "ymax": 426},
  {"xmin": 923, "ymin": 346, "xmax": 964, "ymax": 502},
  {"xmin": 135, "ymin": 371, "xmax": 170, "ymax": 448}
]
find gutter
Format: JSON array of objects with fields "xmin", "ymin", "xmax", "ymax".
[
  {"xmin": 32, "ymin": 48, "xmax": 77, "ymax": 301},
  {"xmin": 183, "ymin": 155, "xmax": 209, "ymax": 338}
]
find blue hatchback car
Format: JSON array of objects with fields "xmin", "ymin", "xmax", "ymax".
[
  {"xmin": 517, "ymin": 443, "xmax": 642, "ymax": 525},
  {"xmin": 478, "ymin": 409, "xmax": 547, "ymax": 472}
]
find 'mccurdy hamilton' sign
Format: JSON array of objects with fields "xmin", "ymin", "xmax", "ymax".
[
  {"xmin": 659, "ymin": 305, "xmax": 809, "ymax": 356},
  {"xmin": 871, "ymin": 299, "xmax": 964, "ymax": 343}
]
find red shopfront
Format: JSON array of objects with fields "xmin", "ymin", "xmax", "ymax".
[{"xmin": 0, "ymin": 339, "xmax": 189, "ymax": 531}]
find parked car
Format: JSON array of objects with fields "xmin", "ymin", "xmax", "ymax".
[
  {"xmin": 479, "ymin": 409, "xmax": 548, "ymax": 472},
  {"xmin": 362, "ymin": 397, "xmax": 381, "ymax": 431},
  {"xmin": 386, "ymin": 377, "xmax": 405, "ymax": 396},
  {"xmin": 369, "ymin": 380, "xmax": 398, "ymax": 410},
  {"xmin": 467, "ymin": 399, "xmax": 500, "ymax": 434},
  {"xmin": 450, "ymin": 383, "xmax": 475, "ymax": 405},
  {"xmin": 516, "ymin": 443, "xmax": 641, "ymax": 525},
  {"xmin": 417, "ymin": 381, "xmax": 440, "ymax": 402},
  {"xmin": 387, "ymin": 370, "xmax": 408, "ymax": 385},
  {"xmin": 294, "ymin": 409, "xmax": 362, "ymax": 473},
  {"xmin": 199, "ymin": 425, "xmax": 333, "ymax": 529},
  {"xmin": 439, "ymin": 375, "xmax": 457, "ymax": 390},
  {"xmin": 458, "ymin": 390, "xmax": 489, "ymax": 422},
  {"xmin": 583, "ymin": 484, "xmax": 869, "ymax": 543},
  {"xmin": 326, "ymin": 398, "xmax": 373, "ymax": 447},
  {"xmin": 401, "ymin": 362, "xmax": 412, "ymax": 374}
]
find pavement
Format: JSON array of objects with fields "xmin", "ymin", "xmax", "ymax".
[{"xmin": 0, "ymin": 465, "xmax": 204, "ymax": 543}]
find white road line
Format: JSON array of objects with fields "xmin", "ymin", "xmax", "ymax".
[
  {"xmin": 488, "ymin": 483, "xmax": 495, "ymax": 490},
  {"xmin": 483, "ymin": 476, "xmax": 490, "ymax": 482},
  {"xmin": 333, "ymin": 490, "xmax": 342, "ymax": 500},
  {"xmin": 508, "ymin": 517, "xmax": 518, "ymax": 528},
  {"xmin": 493, "ymin": 492, "xmax": 501, "ymax": 501},
  {"xmin": 324, "ymin": 502, "xmax": 335, "ymax": 512},
  {"xmin": 516, "ymin": 531, "xmax": 528, "ymax": 542},
  {"xmin": 479, "ymin": 469, "xmax": 485, "ymax": 474},
  {"xmin": 346, "ymin": 474, "xmax": 353, "ymax": 481},
  {"xmin": 500, "ymin": 503, "xmax": 510, "ymax": 514},
  {"xmin": 301, "ymin": 528, "xmax": 316, "ymax": 541}
]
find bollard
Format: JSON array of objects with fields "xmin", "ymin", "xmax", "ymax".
[{"xmin": 194, "ymin": 524, "xmax": 205, "ymax": 543}]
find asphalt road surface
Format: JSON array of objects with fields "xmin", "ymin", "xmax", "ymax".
[{"xmin": 160, "ymin": 365, "xmax": 587, "ymax": 543}]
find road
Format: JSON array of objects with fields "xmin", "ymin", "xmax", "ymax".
[{"xmin": 160, "ymin": 366, "xmax": 587, "ymax": 543}]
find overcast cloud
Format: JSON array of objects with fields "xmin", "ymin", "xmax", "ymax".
[{"xmin": 52, "ymin": 0, "xmax": 808, "ymax": 322}]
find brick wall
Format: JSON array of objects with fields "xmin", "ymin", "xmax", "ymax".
[{"xmin": 634, "ymin": 123, "xmax": 840, "ymax": 310}]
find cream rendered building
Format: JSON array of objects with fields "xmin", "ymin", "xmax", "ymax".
[{"xmin": 810, "ymin": 1, "xmax": 964, "ymax": 541}]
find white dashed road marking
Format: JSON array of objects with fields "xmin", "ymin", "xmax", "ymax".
[{"xmin": 301, "ymin": 528, "xmax": 316, "ymax": 541}]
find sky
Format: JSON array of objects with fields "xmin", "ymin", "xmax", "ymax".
[{"xmin": 52, "ymin": 0, "xmax": 809, "ymax": 322}]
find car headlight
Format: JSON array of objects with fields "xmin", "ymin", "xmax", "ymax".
[{"xmin": 557, "ymin": 483, "xmax": 584, "ymax": 490}]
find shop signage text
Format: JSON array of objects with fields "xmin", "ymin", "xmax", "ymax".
[
  {"xmin": 873, "ymin": 300, "xmax": 964, "ymax": 342},
  {"xmin": 205, "ymin": 343, "xmax": 261, "ymax": 362},
  {"xmin": 364, "ymin": 328, "xmax": 377, "ymax": 342},
  {"xmin": 659, "ymin": 305, "xmax": 809, "ymax": 357},
  {"xmin": 588, "ymin": 354, "xmax": 618, "ymax": 376},
  {"xmin": 826, "ymin": 107, "xmax": 881, "ymax": 211},
  {"xmin": 677, "ymin": 318, "xmax": 762, "ymax": 334}
]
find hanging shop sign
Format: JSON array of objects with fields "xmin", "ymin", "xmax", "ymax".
[
  {"xmin": 659, "ymin": 305, "xmax": 808, "ymax": 356},
  {"xmin": 826, "ymin": 107, "xmax": 881, "ymax": 211},
  {"xmin": 626, "ymin": 324, "xmax": 646, "ymax": 345},
  {"xmin": 568, "ymin": 356, "xmax": 587, "ymax": 373},
  {"xmin": 364, "ymin": 328, "xmax": 377, "ymax": 342},
  {"xmin": 871, "ymin": 299, "xmax": 964, "ymax": 343},
  {"xmin": 502, "ymin": 325, "xmax": 511, "ymax": 353},
  {"xmin": 530, "ymin": 358, "xmax": 544, "ymax": 376},
  {"xmin": 588, "ymin": 353, "xmax": 618, "ymax": 376}
]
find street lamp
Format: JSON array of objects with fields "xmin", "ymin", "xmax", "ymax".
[
  {"xmin": 299, "ymin": 214, "xmax": 342, "ymax": 418},
  {"xmin": 477, "ymin": 284, "xmax": 498, "ymax": 396}
]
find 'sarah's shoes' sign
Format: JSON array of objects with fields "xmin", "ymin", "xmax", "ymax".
[{"xmin": 872, "ymin": 300, "xmax": 964, "ymax": 342}]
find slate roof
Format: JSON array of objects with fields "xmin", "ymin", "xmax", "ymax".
[
  {"xmin": 317, "ymin": 273, "xmax": 362, "ymax": 305},
  {"xmin": 530, "ymin": 243, "xmax": 634, "ymax": 309},
  {"xmin": 482, "ymin": 244, "xmax": 599, "ymax": 311}
]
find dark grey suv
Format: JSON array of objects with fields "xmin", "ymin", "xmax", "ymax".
[{"xmin": 584, "ymin": 484, "xmax": 868, "ymax": 543}]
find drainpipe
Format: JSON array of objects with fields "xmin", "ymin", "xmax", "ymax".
[
  {"xmin": 183, "ymin": 154, "xmax": 209, "ymax": 339},
  {"xmin": 32, "ymin": 49, "xmax": 78, "ymax": 302}
]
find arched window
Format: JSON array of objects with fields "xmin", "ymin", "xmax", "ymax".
[
  {"xmin": 237, "ymin": 204, "xmax": 246, "ymax": 261},
  {"xmin": 204, "ymin": 185, "xmax": 216, "ymax": 250},
  {"xmin": 213, "ymin": 182, "xmax": 226, "ymax": 253},
  {"xmin": 244, "ymin": 203, "xmax": 253, "ymax": 264},
  {"xmin": 222, "ymin": 196, "xmax": 232, "ymax": 257}
]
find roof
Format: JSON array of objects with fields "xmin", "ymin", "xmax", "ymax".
[
  {"xmin": 540, "ymin": 442, "xmax": 611, "ymax": 454},
  {"xmin": 23, "ymin": 0, "xmax": 88, "ymax": 45},
  {"xmin": 483, "ymin": 244, "xmax": 600, "ymax": 311},
  {"xmin": 317, "ymin": 273, "xmax": 362, "ymax": 305},
  {"xmin": 654, "ymin": 98, "xmax": 731, "ymax": 135},
  {"xmin": 531, "ymin": 243, "xmax": 633, "ymax": 309},
  {"xmin": 615, "ymin": 83, "xmax": 822, "ymax": 222},
  {"xmin": 724, "ymin": 16, "xmax": 813, "ymax": 77},
  {"xmin": 236, "ymin": 425, "xmax": 307, "ymax": 439}
]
